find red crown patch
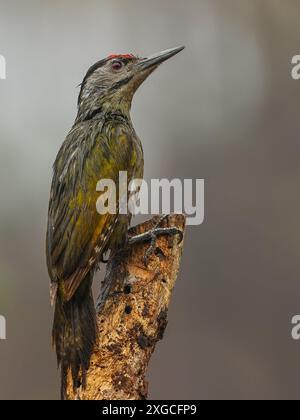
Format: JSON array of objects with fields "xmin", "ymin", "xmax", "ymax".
[{"xmin": 107, "ymin": 54, "xmax": 135, "ymax": 60}]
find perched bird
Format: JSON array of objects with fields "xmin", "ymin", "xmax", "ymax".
[{"xmin": 46, "ymin": 46, "xmax": 184, "ymax": 399}]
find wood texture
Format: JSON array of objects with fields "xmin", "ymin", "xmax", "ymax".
[{"xmin": 66, "ymin": 214, "xmax": 186, "ymax": 400}]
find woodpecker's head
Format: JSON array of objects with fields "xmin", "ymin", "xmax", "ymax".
[{"xmin": 77, "ymin": 46, "xmax": 184, "ymax": 121}]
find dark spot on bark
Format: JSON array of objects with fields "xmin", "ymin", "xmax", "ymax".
[
  {"xmin": 157, "ymin": 309, "xmax": 168, "ymax": 340},
  {"xmin": 142, "ymin": 304, "xmax": 149, "ymax": 317},
  {"xmin": 107, "ymin": 343, "xmax": 122, "ymax": 354},
  {"xmin": 125, "ymin": 305, "xmax": 132, "ymax": 314},
  {"xmin": 124, "ymin": 284, "xmax": 131, "ymax": 294},
  {"xmin": 130, "ymin": 323, "xmax": 140, "ymax": 335},
  {"xmin": 112, "ymin": 372, "xmax": 129, "ymax": 391},
  {"xmin": 137, "ymin": 333, "xmax": 152, "ymax": 349}
]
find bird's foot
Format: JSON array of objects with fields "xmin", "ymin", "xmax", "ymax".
[{"xmin": 128, "ymin": 215, "xmax": 183, "ymax": 266}]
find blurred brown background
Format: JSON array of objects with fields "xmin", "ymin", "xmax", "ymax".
[{"xmin": 0, "ymin": 0, "xmax": 300, "ymax": 400}]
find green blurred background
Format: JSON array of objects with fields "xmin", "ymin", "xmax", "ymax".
[{"xmin": 0, "ymin": 0, "xmax": 300, "ymax": 399}]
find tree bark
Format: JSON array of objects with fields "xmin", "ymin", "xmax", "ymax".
[{"xmin": 65, "ymin": 214, "xmax": 186, "ymax": 400}]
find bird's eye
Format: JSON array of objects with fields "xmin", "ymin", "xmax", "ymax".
[{"xmin": 111, "ymin": 60, "xmax": 123, "ymax": 71}]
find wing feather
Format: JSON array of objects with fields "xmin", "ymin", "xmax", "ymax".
[{"xmin": 46, "ymin": 122, "xmax": 129, "ymax": 300}]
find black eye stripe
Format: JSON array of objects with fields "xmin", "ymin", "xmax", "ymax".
[{"xmin": 110, "ymin": 75, "xmax": 134, "ymax": 91}]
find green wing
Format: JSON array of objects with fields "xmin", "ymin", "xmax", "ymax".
[{"xmin": 46, "ymin": 122, "xmax": 133, "ymax": 301}]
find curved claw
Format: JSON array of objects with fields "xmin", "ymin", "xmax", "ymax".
[
  {"xmin": 152, "ymin": 227, "xmax": 183, "ymax": 244},
  {"xmin": 154, "ymin": 215, "xmax": 183, "ymax": 244},
  {"xmin": 129, "ymin": 226, "xmax": 183, "ymax": 267},
  {"xmin": 172, "ymin": 228, "xmax": 184, "ymax": 244}
]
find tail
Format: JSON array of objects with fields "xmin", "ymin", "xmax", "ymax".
[{"xmin": 52, "ymin": 274, "xmax": 97, "ymax": 400}]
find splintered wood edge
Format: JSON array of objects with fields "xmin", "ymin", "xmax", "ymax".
[{"xmin": 66, "ymin": 214, "xmax": 186, "ymax": 400}]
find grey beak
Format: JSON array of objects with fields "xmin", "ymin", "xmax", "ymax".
[{"xmin": 137, "ymin": 46, "xmax": 185, "ymax": 71}]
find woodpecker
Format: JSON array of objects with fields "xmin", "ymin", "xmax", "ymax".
[{"xmin": 46, "ymin": 46, "xmax": 184, "ymax": 399}]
